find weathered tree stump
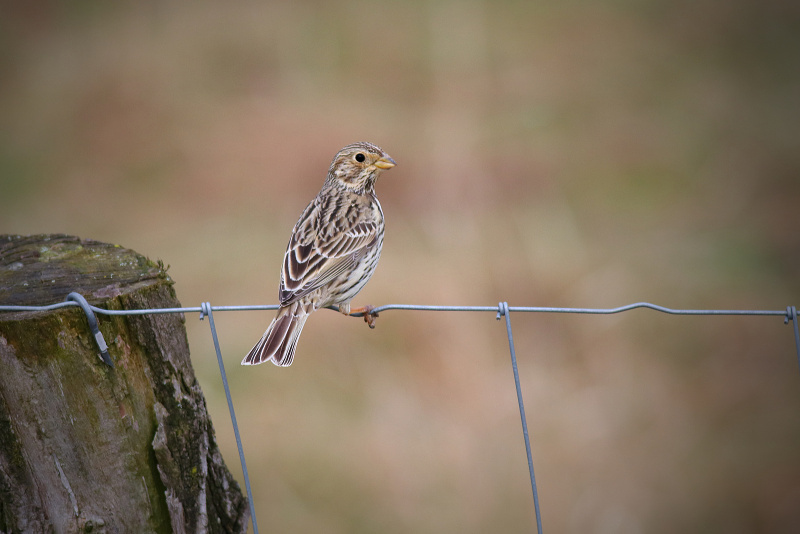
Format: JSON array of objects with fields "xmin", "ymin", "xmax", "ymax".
[{"xmin": 0, "ymin": 234, "xmax": 249, "ymax": 533}]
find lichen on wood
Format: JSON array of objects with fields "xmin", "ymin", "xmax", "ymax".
[{"xmin": 0, "ymin": 234, "xmax": 248, "ymax": 534}]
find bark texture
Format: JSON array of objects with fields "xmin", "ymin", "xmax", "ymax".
[{"xmin": 0, "ymin": 234, "xmax": 249, "ymax": 534}]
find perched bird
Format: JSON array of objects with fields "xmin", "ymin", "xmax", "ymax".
[{"xmin": 242, "ymin": 142, "xmax": 396, "ymax": 367}]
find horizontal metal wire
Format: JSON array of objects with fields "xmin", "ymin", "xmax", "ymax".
[
  {"xmin": 0, "ymin": 301, "xmax": 790, "ymax": 317},
  {"xmin": 368, "ymin": 303, "xmax": 789, "ymax": 316}
]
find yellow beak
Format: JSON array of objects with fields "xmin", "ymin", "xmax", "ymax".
[{"xmin": 374, "ymin": 156, "xmax": 397, "ymax": 170}]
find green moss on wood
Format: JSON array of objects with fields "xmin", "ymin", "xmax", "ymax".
[{"xmin": 0, "ymin": 234, "xmax": 248, "ymax": 533}]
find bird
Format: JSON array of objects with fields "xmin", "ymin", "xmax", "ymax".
[{"xmin": 242, "ymin": 142, "xmax": 396, "ymax": 367}]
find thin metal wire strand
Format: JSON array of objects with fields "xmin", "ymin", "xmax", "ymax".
[
  {"xmin": 2, "ymin": 298, "xmax": 799, "ymax": 534},
  {"xmin": 1, "ymin": 301, "xmax": 797, "ymax": 366},
  {"xmin": 790, "ymin": 306, "xmax": 800, "ymax": 371},
  {"xmin": 366, "ymin": 303, "xmax": 788, "ymax": 316},
  {"xmin": 201, "ymin": 303, "xmax": 259, "ymax": 534},
  {"xmin": 0, "ymin": 301, "xmax": 789, "ymax": 317},
  {"xmin": 5, "ymin": 300, "xmax": 794, "ymax": 364},
  {"xmin": 498, "ymin": 302, "xmax": 543, "ymax": 534}
]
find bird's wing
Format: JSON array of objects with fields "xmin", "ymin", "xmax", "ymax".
[{"xmin": 279, "ymin": 197, "xmax": 380, "ymax": 306}]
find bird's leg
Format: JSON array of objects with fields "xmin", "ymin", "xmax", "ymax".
[{"xmin": 347, "ymin": 304, "xmax": 379, "ymax": 329}]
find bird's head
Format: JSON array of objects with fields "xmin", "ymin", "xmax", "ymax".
[{"xmin": 327, "ymin": 142, "xmax": 396, "ymax": 193}]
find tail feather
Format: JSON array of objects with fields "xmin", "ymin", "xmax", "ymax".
[{"xmin": 242, "ymin": 302, "xmax": 311, "ymax": 366}]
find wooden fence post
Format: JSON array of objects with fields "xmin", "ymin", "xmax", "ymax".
[{"xmin": 0, "ymin": 234, "xmax": 249, "ymax": 533}]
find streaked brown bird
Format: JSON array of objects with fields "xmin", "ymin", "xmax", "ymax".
[{"xmin": 242, "ymin": 142, "xmax": 396, "ymax": 367}]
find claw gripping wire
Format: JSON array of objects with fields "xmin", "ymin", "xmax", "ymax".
[{"xmin": 66, "ymin": 292, "xmax": 113, "ymax": 367}]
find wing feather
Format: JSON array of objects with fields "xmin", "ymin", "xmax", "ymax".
[{"xmin": 279, "ymin": 196, "xmax": 380, "ymax": 306}]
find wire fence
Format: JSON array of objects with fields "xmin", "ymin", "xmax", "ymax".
[{"xmin": 2, "ymin": 297, "xmax": 799, "ymax": 534}]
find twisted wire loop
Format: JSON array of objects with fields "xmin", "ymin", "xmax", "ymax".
[
  {"xmin": 497, "ymin": 302, "xmax": 544, "ymax": 534},
  {"xmin": 65, "ymin": 292, "xmax": 113, "ymax": 367},
  {"xmin": 201, "ymin": 302, "xmax": 259, "ymax": 534}
]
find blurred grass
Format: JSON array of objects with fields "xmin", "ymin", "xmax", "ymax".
[{"xmin": 1, "ymin": 0, "xmax": 799, "ymax": 532}]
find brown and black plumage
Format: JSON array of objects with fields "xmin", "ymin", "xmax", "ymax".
[{"xmin": 242, "ymin": 142, "xmax": 396, "ymax": 367}]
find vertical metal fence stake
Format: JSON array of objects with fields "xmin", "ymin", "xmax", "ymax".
[
  {"xmin": 201, "ymin": 303, "xmax": 259, "ymax": 534},
  {"xmin": 498, "ymin": 302, "xmax": 543, "ymax": 534},
  {"xmin": 787, "ymin": 306, "xmax": 800, "ymax": 373}
]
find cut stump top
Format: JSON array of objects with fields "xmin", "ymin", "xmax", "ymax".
[{"xmin": 0, "ymin": 234, "xmax": 168, "ymax": 306}]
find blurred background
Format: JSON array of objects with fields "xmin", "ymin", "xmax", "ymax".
[{"xmin": 2, "ymin": 0, "xmax": 799, "ymax": 532}]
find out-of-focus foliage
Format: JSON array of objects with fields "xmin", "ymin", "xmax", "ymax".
[{"xmin": 1, "ymin": 1, "xmax": 798, "ymax": 532}]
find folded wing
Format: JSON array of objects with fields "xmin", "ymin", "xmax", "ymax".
[{"xmin": 279, "ymin": 199, "xmax": 379, "ymax": 306}]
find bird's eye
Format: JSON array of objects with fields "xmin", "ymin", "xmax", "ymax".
[{"xmin": 355, "ymin": 153, "xmax": 366, "ymax": 163}]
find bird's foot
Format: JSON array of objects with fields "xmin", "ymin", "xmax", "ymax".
[{"xmin": 348, "ymin": 305, "xmax": 379, "ymax": 329}]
